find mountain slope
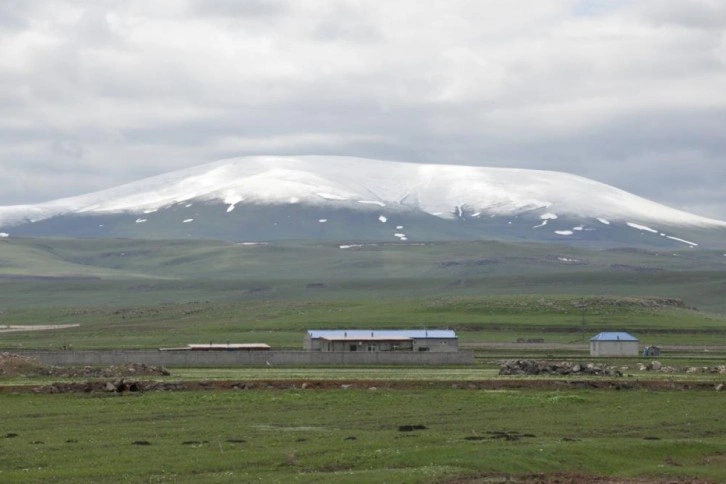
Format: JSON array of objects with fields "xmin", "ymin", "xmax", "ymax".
[
  {"xmin": 2, "ymin": 237, "xmax": 726, "ymax": 313},
  {"xmin": 1, "ymin": 156, "xmax": 725, "ymax": 247}
]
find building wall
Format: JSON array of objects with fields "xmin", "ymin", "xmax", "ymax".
[
  {"xmin": 412, "ymin": 337, "xmax": 458, "ymax": 352},
  {"xmin": 590, "ymin": 341, "xmax": 639, "ymax": 357},
  {"xmin": 322, "ymin": 340, "xmax": 414, "ymax": 352},
  {"xmin": 310, "ymin": 337, "xmax": 458, "ymax": 352},
  {"xmin": 16, "ymin": 349, "xmax": 475, "ymax": 366},
  {"xmin": 303, "ymin": 334, "xmax": 316, "ymax": 351}
]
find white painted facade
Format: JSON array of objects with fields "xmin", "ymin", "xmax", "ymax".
[{"xmin": 590, "ymin": 332, "xmax": 639, "ymax": 357}]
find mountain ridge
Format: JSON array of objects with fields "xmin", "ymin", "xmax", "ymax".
[{"xmin": 1, "ymin": 156, "xmax": 725, "ymax": 248}]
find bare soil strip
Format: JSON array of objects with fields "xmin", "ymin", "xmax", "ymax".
[
  {"xmin": 0, "ymin": 378, "xmax": 722, "ymax": 394},
  {"xmin": 0, "ymin": 324, "xmax": 79, "ymax": 333},
  {"xmin": 442, "ymin": 471, "xmax": 712, "ymax": 483}
]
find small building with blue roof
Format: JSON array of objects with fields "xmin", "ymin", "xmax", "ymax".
[
  {"xmin": 590, "ymin": 331, "xmax": 639, "ymax": 357},
  {"xmin": 304, "ymin": 329, "xmax": 458, "ymax": 352}
]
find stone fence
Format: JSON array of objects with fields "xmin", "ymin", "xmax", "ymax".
[{"xmin": 15, "ymin": 349, "xmax": 475, "ymax": 367}]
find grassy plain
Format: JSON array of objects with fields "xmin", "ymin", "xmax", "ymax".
[
  {"xmin": 2, "ymin": 295, "xmax": 726, "ymax": 350},
  {"xmin": 0, "ymin": 388, "xmax": 724, "ymax": 483}
]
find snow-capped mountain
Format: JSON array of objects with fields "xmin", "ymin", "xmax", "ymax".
[{"xmin": 1, "ymin": 155, "xmax": 725, "ymax": 248}]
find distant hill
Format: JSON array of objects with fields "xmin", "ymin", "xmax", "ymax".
[{"xmin": 2, "ymin": 237, "xmax": 726, "ymax": 312}]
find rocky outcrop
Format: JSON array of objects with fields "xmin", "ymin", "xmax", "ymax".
[
  {"xmin": 638, "ymin": 361, "xmax": 726, "ymax": 374},
  {"xmin": 33, "ymin": 379, "xmax": 187, "ymax": 394},
  {"xmin": 47, "ymin": 363, "xmax": 170, "ymax": 378},
  {"xmin": 0, "ymin": 353, "xmax": 170, "ymax": 378},
  {"xmin": 499, "ymin": 360, "xmax": 623, "ymax": 377}
]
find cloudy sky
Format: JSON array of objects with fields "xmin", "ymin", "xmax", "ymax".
[{"xmin": 2, "ymin": 0, "xmax": 726, "ymax": 219}]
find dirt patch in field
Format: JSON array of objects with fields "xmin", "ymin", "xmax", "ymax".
[
  {"xmin": 441, "ymin": 472, "xmax": 713, "ymax": 483},
  {"xmin": 398, "ymin": 424, "xmax": 427, "ymax": 432},
  {"xmin": 46, "ymin": 363, "xmax": 170, "ymax": 378},
  {"xmin": 0, "ymin": 352, "xmax": 170, "ymax": 379},
  {"xmin": 0, "ymin": 324, "xmax": 80, "ymax": 333},
  {"xmin": 0, "ymin": 353, "xmax": 47, "ymax": 376},
  {"xmin": 2, "ymin": 377, "xmax": 720, "ymax": 394}
]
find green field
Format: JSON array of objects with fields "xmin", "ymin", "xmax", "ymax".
[
  {"xmin": 2, "ymin": 295, "xmax": 726, "ymax": 350},
  {"xmin": 1, "ymin": 387, "xmax": 725, "ymax": 483}
]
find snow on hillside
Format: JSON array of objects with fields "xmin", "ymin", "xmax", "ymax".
[{"xmin": 1, "ymin": 155, "xmax": 725, "ymax": 228}]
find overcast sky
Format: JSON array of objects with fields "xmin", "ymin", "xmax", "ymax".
[{"xmin": 1, "ymin": 0, "xmax": 726, "ymax": 219}]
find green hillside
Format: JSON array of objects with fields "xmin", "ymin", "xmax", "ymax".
[
  {"xmin": 2, "ymin": 237, "xmax": 726, "ymax": 309},
  {"xmin": 1, "ymin": 237, "xmax": 725, "ymax": 349}
]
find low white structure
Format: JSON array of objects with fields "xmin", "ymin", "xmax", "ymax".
[
  {"xmin": 590, "ymin": 332, "xmax": 639, "ymax": 357},
  {"xmin": 160, "ymin": 343, "xmax": 270, "ymax": 351},
  {"xmin": 304, "ymin": 329, "xmax": 458, "ymax": 352}
]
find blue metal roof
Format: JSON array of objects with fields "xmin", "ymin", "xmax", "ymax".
[
  {"xmin": 590, "ymin": 332, "xmax": 638, "ymax": 342},
  {"xmin": 307, "ymin": 329, "xmax": 457, "ymax": 340}
]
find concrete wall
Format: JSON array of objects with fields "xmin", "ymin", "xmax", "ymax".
[
  {"xmin": 590, "ymin": 341, "xmax": 639, "ymax": 357},
  {"xmin": 16, "ymin": 349, "xmax": 476, "ymax": 367}
]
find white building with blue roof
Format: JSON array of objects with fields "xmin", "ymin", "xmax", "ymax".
[
  {"xmin": 304, "ymin": 329, "xmax": 458, "ymax": 352},
  {"xmin": 590, "ymin": 331, "xmax": 639, "ymax": 357}
]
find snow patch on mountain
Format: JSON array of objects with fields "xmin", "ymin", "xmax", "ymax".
[
  {"xmin": 666, "ymin": 235, "xmax": 697, "ymax": 247},
  {"xmin": 317, "ymin": 192, "xmax": 349, "ymax": 201},
  {"xmin": 224, "ymin": 193, "xmax": 243, "ymax": 212},
  {"xmin": 627, "ymin": 222, "xmax": 659, "ymax": 234}
]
